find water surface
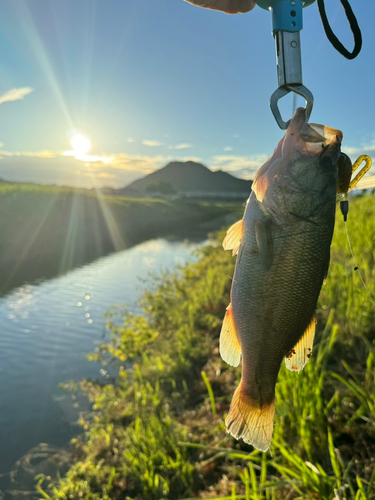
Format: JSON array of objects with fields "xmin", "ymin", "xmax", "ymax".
[{"xmin": 0, "ymin": 237, "xmax": 205, "ymax": 476}]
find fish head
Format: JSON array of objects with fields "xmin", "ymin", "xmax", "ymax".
[{"xmin": 252, "ymin": 108, "xmax": 343, "ymax": 221}]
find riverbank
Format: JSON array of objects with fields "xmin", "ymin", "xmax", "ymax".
[
  {"xmin": 30, "ymin": 194, "xmax": 375, "ymax": 499},
  {"xmin": 0, "ymin": 182, "xmax": 238, "ymax": 296}
]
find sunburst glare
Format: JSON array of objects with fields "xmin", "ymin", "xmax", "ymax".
[{"xmin": 70, "ymin": 133, "xmax": 91, "ymax": 157}]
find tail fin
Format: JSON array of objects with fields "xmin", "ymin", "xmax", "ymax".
[{"xmin": 225, "ymin": 383, "xmax": 275, "ymax": 452}]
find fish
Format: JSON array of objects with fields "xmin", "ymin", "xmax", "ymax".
[
  {"xmin": 220, "ymin": 108, "xmax": 343, "ymax": 451},
  {"xmin": 183, "ymin": 0, "xmax": 256, "ymax": 14}
]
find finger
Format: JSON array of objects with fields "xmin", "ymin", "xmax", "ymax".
[{"xmin": 184, "ymin": 0, "xmax": 256, "ymax": 14}]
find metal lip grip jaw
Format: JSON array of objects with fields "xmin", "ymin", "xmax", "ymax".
[{"xmin": 257, "ymin": 0, "xmax": 316, "ymax": 129}]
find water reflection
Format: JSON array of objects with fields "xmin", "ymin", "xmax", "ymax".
[{"xmin": 0, "ymin": 237, "xmax": 205, "ymax": 478}]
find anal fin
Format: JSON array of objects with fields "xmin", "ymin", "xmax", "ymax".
[
  {"xmin": 223, "ymin": 220, "xmax": 244, "ymax": 256},
  {"xmin": 285, "ymin": 316, "xmax": 316, "ymax": 373},
  {"xmin": 219, "ymin": 303, "xmax": 241, "ymax": 367}
]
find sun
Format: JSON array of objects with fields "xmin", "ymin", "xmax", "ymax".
[{"xmin": 70, "ymin": 133, "xmax": 91, "ymax": 157}]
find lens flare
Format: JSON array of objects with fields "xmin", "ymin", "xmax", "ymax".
[{"xmin": 70, "ymin": 133, "xmax": 91, "ymax": 156}]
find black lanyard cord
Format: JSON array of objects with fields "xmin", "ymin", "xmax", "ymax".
[{"xmin": 317, "ymin": 0, "xmax": 362, "ymax": 60}]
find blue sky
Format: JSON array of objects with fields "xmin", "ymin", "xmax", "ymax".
[{"xmin": 0, "ymin": 0, "xmax": 374, "ymax": 188}]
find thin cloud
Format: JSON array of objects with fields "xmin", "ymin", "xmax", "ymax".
[
  {"xmin": 0, "ymin": 149, "xmax": 56, "ymax": 159},
  {"xmin": 181, "ymin": 156, "xmax": 201, "ymax": 163},
  {"xmin": 223, "ymin": 146, "xmax": 233, "ymax": 152},
  {"xmin": 142, "ymin": 140, "xmax": 162, "ymax": 147},
  {"xmin": 210, "ymin": 154, "xmax": 268, "ymax": 179},
  {"xmin": 0, "ymin": 151, "xmax": 173, "ymax": 188},
  {"xmin": 0, "ymin": 87, "xmax": 34, "ymax": 105},
  {"xmin": 343, "ymin": 134, "xmax": 375, "ymax": 158},
  {"xmin": 342, "ymin": 136, "xmax": 375, "ymax": 178},
  {"xmin": 355, "ymin": 175, "xmax": 375, "ymax": 190},
  {"xmin": 127, "ymin": 137, "xmax": 135, "ymax": 143},
  {"xmin": 174, "ymin": 143, "xmax": 193, "ymax": 150},
  {"xmin": 109, "ymin": 154, "xmax": 170, "ymax": 173},
  {"xmin": 63, "ymin": 150, "xmax": 113, "ymax": 163}
]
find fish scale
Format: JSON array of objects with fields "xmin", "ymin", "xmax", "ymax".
[{"xmin": 220, "ymin": 108, "xmax": 342, "ymax": 451}]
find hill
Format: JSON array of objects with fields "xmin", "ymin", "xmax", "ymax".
[{"xmin": 118, "ymin": 161, "xmax": 252, "ymax": 197}]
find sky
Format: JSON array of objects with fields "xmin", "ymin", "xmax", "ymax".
[{"xmin": 0, "ymin": 0, "xmax": 374, "ymax": 189}]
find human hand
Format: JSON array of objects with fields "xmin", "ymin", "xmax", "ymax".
[{"xmin": 184, "ymin": 0, "xmax": 256, "ymax": 14}]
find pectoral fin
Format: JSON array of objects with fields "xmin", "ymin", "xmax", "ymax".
[
  {"xmin": 255, "ymin": 221, "xmax": 273, "ymax": 269},
  {"xmin": 219, "ymin": 303, "xmax": 241, "ymax": 367},
  {"xmin": 285, "ymin": 316, "xmax": 316, "ymax": 372},
  {"xmin": 223, "ymin": 220, "xmax": 244, "ymax": 256}
]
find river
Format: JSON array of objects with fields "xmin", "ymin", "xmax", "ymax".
[{"xmin": 0, "ymin": 229, "xmax": 219, "ymax": 488}]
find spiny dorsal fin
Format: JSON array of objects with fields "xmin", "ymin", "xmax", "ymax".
[
  {"xmin": 226, "ymin": 383, "xmax": 275, "ymax": 452},
  {"xmin": 223, "ymin": 220, "xmax": 244, "ymax": 256},
  {"xmin": 285, "ymin": 315, "xmax": 316, "ymax": 373},
  {"xmin": 219, "ymin": 303, "xmax": 241, "ymax": 367},
  {"xmin": 255, "ymin": 220, "xmax": 273, "ymax": 269}
]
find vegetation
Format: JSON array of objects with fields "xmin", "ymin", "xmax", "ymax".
[
  {"xmin": 36, "ymin": 194, "xmax": 375, "ymax": 500},
  {"xmin": 0, "ymin": 181, "xmax": 232, "ymax": 295},
  {"xmin": 145, "ymin": 181, "xmax": 177, "ymax": 194}
]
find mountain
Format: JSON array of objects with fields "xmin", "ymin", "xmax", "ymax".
[{"xmin": 117, "ymin": 161, "xmax": 252, "ymax": 196}]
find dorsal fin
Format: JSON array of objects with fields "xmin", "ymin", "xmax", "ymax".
[
  {"xmin": 222, "ymin": 220, "xmax": 244, "ymax": 256},
  {"xmin": 219, "ymin": 303, "xmax": 241, "ymax": 367},
  {"xmin": 285, "ymin": 316, "xmax": 316, "ymax": 373}
]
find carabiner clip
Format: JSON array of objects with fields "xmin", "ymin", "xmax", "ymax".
[{"xmin": 270, "ymin": 84, "xmax": 314, "ymax": 130}]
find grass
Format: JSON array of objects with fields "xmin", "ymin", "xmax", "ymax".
[{"xmin": 34, "ymin": 193, "xmax": 375, "ymax": 500}]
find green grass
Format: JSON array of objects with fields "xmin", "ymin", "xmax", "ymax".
[{"xmin": 35, "ymin": 194, "xmax": 375, "ymax": 500}]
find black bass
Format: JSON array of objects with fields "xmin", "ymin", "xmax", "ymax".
[{"xmin": 220, "ymin": 108, "xmax": 343, "ymax": 451}]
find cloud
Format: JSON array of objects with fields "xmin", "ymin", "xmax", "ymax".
[
  {"xmin": 142, "ymin": 140, "xmax": 162, "ymax": 147},
  {"xmin": 108, "ymin": 154, "xmax": 169, "ymax": 173},
  {"xmin": 342, "ymin": 135, "xmax": 375, "ymax": 179},
  {"xmin": 0, "ymin": 146, "xmax": 265, "ymax": 189},
  {"xmin": 174, "ymin": 143, "xmax": 193, "ymax": 150},
  {"xmin": 127, "ymin": 137, "xmax": 135, "ymax": 143},
  {"xmin": 355, "ymin": 175, "xmax": 375, "ymax": 190},
  {"xmin": 0, "ymin": 150, "xmax": 56, "ymax": 159},
  {"xmin": 210, "ymin": 154, "xmax": 267, "ymax": 179},
  {"xmin": 181, "ymin": 156, "xmax": 202, "ymax": 163},
  {"xmin": 223, "ymin": 146, "xmax": 233, "ymax": 152},
  {"xmin": 0, "ymin": 87, "xmax": 34, "ymax": 105},
  {"xmin": 63, "ymin": 150, "xmax": 113, "ymax": 163},
  {"xmin": 0, "ymin": 148, "xmax": 173, "ymax": 189},
  {"xmin": 342, "ymin": 134, "xmax": 375, "ymax": 159},
  {"xmin": 97, "ymin": 172, "xmax": 116, "ymax": 179}
]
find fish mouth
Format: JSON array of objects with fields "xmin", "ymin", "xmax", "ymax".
[
  {"xmin": 309, "ymin": 123, "xmax": 343, "ymax": 145},
  {"xmin": 288, "ymin": 107, "xmax": 343, "ymax": 147}
]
